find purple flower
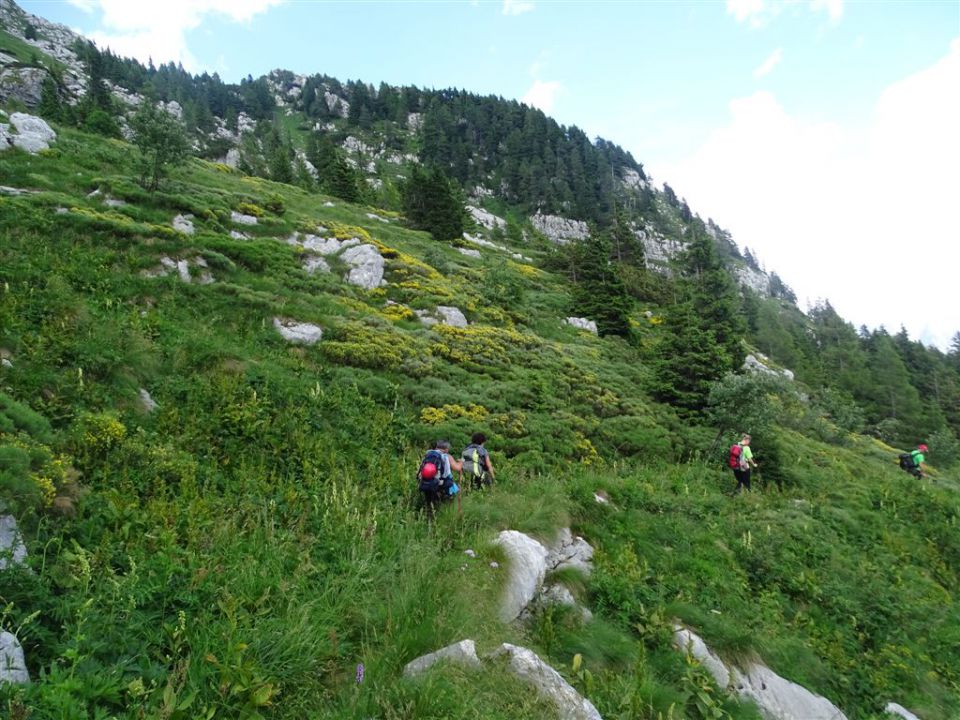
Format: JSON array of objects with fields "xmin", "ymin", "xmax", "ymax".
[{"xmin": 356, "ymin": 663, "xmax": 365, "ymax": 684}]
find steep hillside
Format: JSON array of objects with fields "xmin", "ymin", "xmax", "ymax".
[{"xmin": 1, "ymin": 117, "xmax": 959, "ymax": 720}]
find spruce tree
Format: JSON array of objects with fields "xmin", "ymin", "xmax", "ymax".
[
  {"xmin": 400, "ymin": 166, "xmax": 466, "ymax": 241},
  {"xmin": 569, "ymin": 233, "xmax": 632, "ymax": 337}
]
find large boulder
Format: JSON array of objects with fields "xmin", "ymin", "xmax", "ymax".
[
  {"xmin": 495, "ymin": 530, "xmax": 549, "ymax": 622},
  {"xmin": 489, "ymin": 644, "xmax": 602, "ymax": 720},
  {"xmin": 340, "ymin": 244, "xmax": 384, "ymax": 289},
  {"xmin": 565, "ymin": 317, "xmax": 598, "ymax": 335},
  {"xmin": 0, "ymin": 66, "xmax": 49, "ymax": 107},
  {"xmin": 403, "ymin": 639, "xmax": 481, "ymax": 678},
  {"xmin": 884, "ymin": 703, "xmax": 921, "ymax": 720},
  {"xmin": 172, "ymin": 214, "xmax": 194, "ymax": 235},
  {"xmin": 732, "ymin": 663, "xmax": 847, "ymax": 720},
  {"xmin": 673, "ymin": 627, "xmax": 730, "ymax": 688},
  {"xmin": 2, "ymin": 112, "xmax": 56, "ymax": 153},
  {"xmin": 0, "ymin": 515, "xmax": 28, "ymax": 570},
  {"xmin": 0, "ymin": 631, "xmax": 29, "ymax": 684},
  {"xmin": 547, "ymin": 528, "xmax": 595, "ymax": 576},
  {"xmin": 273, "ymin": 318, "xmax": 322, "ymax": 345}
]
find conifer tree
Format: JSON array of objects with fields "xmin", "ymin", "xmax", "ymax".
[
  {"xmin": 569, "ymin": 233, "xmax": 633, "ymax": 337},
  {"xmin": 400, "ymin": 166, "xmax": 466, "ymax": 240},
  {"xmin": 130, "ymin": 101, "xmax": 189, "ymax": 191}
]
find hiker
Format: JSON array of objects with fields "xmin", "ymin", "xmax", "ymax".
[
  {"xmin": 417, "ymin": 442, "xmax": 446, "ymax": 515},
  {"xmin": 730, "ymin": 433, "xmax": 758, "ymax": 493},
  {"xmin": 435, "ymin": 440, "xmax": 462, "ymax": 501},
  {"xmin": 461, "ymin": 432, "xmax": 495, "ymax": 490},
  {"xmin": 898, "ymin": 443, "xmax": 928, "ymax": 479}
]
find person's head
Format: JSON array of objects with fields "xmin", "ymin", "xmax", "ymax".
[
  {"xmin": 741, "ymin": 434, "xmax": 752, "ymax": 445},
  {"xmin": 471, "ymin": 432, "xmax": 487, "ymax": 445},
  {"xmin": 436, "ymin": 440, "xmax": 451, "ymax": 454},
  {"xmin": 918, "ymin": 443, "xmax": 928, "ymax": 452}
]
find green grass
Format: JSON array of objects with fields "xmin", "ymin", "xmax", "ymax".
[
  {"xmin": 1, "ymin": 124, "xmax": 958, "ymax": 720},
  {"xmin": 0, "ymin": 28, "xmax": 67, "ymax": 77}
]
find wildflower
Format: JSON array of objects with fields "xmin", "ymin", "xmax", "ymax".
[{"xmin": 356, "ymin": 663, "xmax": 365, "ymax": 684}]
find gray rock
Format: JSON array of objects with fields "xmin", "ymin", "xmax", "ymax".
[
  {"xmin": 229, "ymin": 230, "xmax": 250, "ymax": 240},
  {"xmin": 0, "ymin": 631, "xmax": 29, "ymax": 685},
  {"xmin": 138, "ymin": 388, "xmax": 158, "ymax": 413},
  {"xmin": 884, "ymin": 703, "xmax": 921, "ymax": 720},
  {"xmin": 565, "ymin": 317, "xmax": 598, "ymax": 335},
  {"xmin": 495, "ymin": 530, "xmax": 549, "ymax": 622},
  {"xmin": 1, "ymin": 358, "xmax": 12, "ymax": 369},
  {"xmin": 273, "ymin": 317, "xmax": 322, "ymax": 345},
  {"xmin": 175, "ymin": 259, "xmax": 192, "ymax": 284},
  {"xmin": 303, "ymin": 256, "xmax": 330, "ymax": 274},
  {"xmin": 10, "ymin": 133, "xmax": 48, "ymax": 153},
  {"xmin": 530, "ymin": 584, "xmax": 593, "ymax": 623},
  {"xmin": 340, "ymin": 244, "xmax": 384, "ymax": 289},
  {"xmin": 104, "ymin": 197, "xmax": 126, "ymax": 208},
  {"xmin": 731, "ymin": 663, "xmax": 847, "ymax": 720},
  {"xmin": 547, "ymin": 528, "xmax": 595, "ymax": 576},
  {"xmin": 366, "ymin": 212, "xmax": 389, "ymax": 222},
  {"xmin": 407, "ymin": 112, "xmax": 423, "ymax": 131},
  {"xmin": 530, "ymin": 212, "xmax": 590, "ymax": 245},
  {"xmin": 172, "ymin": 214, "xmax": 194, "ymax": 235},
  {"xmin": 435, "ymin": 306, "xmax": 468, "ymax": 328},
  {"xmin": 458, "ymin": 247, "xmax": 482, "ymax": 259},
  {"xmin": 673, "ymin": 627, "xmax": 730, "ymax": 688},
  {"xmin": 466, "ymin": 205, "xmax": 505, "ymax": 230},
  {"xmin": 9, "ymin": 112, "xmax": 55, "ymax": 142},
  {"xmin": 637, "ymin": 226, "xmax": 686, "ymax": 273},
  {"xmin": 464, "ymin": 549, "xmax": 476, "ymax": 558},
  {"xmin": 489, "ymin": 644, "xmax": 602, "ymax": 720},
  {"xmin": 0, "ymin": 185, "xmax": 34, "ymax": 195},
  {"xmin": 0, "ymin": 515, "xmax": 28, "ymax": 570},
  {"xmin": 743, "ymin": 354, "xmax": 794, "ymax": 382},
  {"xmin": 223, "ymin": 148, "xmax": 240, "ymax": 168},
  {"xmin": 734, "ymin": 264, "xmax": 771, "ymax": 296},
  {"xmin": 0, "ymin": 123, "xmax": 10, "ymax": 151},
  {"xmin": 0, "ymin": 66, "xmax": 48, "ymax": 107},
  {"xmin": 403, "ymin": 639, "xmax": 481, "ymax": 678},
  {"xmin": 323, "ymin": 201, "xmax": 335, "ymax": 207},
  {"xmin": 231, "ymin": 210, "xmax": 258, "ymax": 226}
]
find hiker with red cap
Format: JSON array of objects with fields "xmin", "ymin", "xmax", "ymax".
[{"xmin": 898, "ymin": 443, "xmax": 929, "ymax": 479}]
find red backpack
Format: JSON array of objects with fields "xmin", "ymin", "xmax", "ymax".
[{"xmin": 728, "ymin": 444, "xmax": 742, "ymax": 469}]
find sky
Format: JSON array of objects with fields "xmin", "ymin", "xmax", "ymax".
[{"xmin": 22, "ymin": 0, "xmax": 960, "ymax": 350}]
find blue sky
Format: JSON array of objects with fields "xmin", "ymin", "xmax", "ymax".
[{"xmin": 22, "ymin": 0, "xmax": 960, "ymax": 348}]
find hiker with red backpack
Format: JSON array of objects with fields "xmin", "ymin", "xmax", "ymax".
[
  {"xmin": 417, "ymin": 440, "xmax": 462, "ymax": 516},
  {"xmin": 730, "ymin": 434, "xmax": 758, "ymax": 493}
]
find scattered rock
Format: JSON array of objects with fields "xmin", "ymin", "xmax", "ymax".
[
  {"xmin": 489, "ymin": 643, "xmax": 602, "ymax": 720},
  {"xmin": 0, "ymin": 515, "xmax": 28, "ymax": 570},
  {"xmin": 529, "ymin": 584, "xmax": 593, "ymax": 623},
  {"xmin": 138, "ymin": 388, "xmax": 158, "ymax": 414},
  {"xmin": 546, "ymin": 528, "xmax": 595, "ymax": 577},
  {"xmin": 593, "ymin": 491, "xmax": 609, "ymax": 505},
  {"xmin": 172, "ymin": 214, "xmax": 194, "ymax": 235},
  {"xmin": 884, "ymin": 703, "xmax": 921, "ymax": 720},
  {"xmin": 0, "ymin": 65, "xmax": 49, "ymax": 108},
  {"xmin": 104, "ymin": 197, "xmax": 126, "ymax": 208},
  {"xmin": 743, "ymin": 354, "xmax": 794, "ymax": 382},
  {"xmin": 490, "ymin": 561, "xmax": 499, "ymax": 569},
  {"xmin": 323, "ymin": 201, "xmax": 335, "ymax": 207},
  {"xmin": 142, "ymin": 256, "xmax": 212, "ymax": 284},
  {"xmin": 464, "ymin": 549, "xmax": 476, "ymax": 558},
  {"xmin": 466, "ymin": 205, "xmax": 505, "ymax": 230},
  {"xmin": 565, "ymin": 317, "xmax": 598, "ymax": 335},
  {"xmin": 403, "ymin": 639, "xmax": 482, "ymax": 678},
  {"xmin": 7, "ymin": 112, "xmax": 56, "ymax": 153},
  {"xmin": 0, "ymin": 186, "xmax": 35, "ymax": 196},
  {"xmin": 229, "ymin": 230, "xmax": 250, "ymax": 240},
  {"xmin": 0, "ymin": 631, "xmax": 29, "ymax": 685},
  {"xmin": 734, "ymin": 264, "xmax": 771, "ymax": 296},
  {"xmin": 673, "ymin": 627, "xmax": 731, "ymax": 689},
  {"xmin": 231, "ymin": 210, "xmax": 258, "ymax": 226},
  {"xmin": 1, "ymin": 358, "xmax": 12, "ymax": 369},
  {"xmin": 340, "ymin": 244, "xmax": 385, "ymax": 289},
  {"xmin": 366, "ymin": 212, "xmax": 389, "ymax": 222},
  {"xmin": 495, "ymin": 530, "xmax": 549, "ymax": 622},
  {"xmin": 458, "ymin": 247, "xmax": 482, "ymax": 259},
  {"xmin": 273, "ymin": 317, "xmax": 322, "ymax": 345},
  {"xmin": 223, "ymin": 147, "xmax": 241, "ymax": 168}
]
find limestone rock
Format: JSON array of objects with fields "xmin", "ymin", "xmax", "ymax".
[
  {"xmin": 407, "ymin": 112, "xmax": 423, "ymax": 131},
  {"xmin": 138, "ymin": 388, "xmax": 158, "ymax": 413},
  {"xmin": 0, "ymin": 631, "xmax": 29, "ymax": 685},
  {"xmin": 273, "ymin": 318, "xmax": 322, "ymax": 345},
  {"xmin": 467, "ymin": 205, "xmax": 505, "ymax": 230},
  {"xmin": 673, "ymin": 627, "xmax": 730, "ymax": 688},
  {"xmin": 1, "ymin": 358, "xmax": 12, "ymax": 369},
  {"xmin": 731, "ymin": 663, "xmax": 847, "ymax": 720},
  {"xmin": 0, "ymin": 66, "xmax": 48, "ymax": 107},
  {"xmin": 223, "ymin": 147, "xmax": 241, "ymax": 168},
  {"xmin": 366, "ymin": 212, "xmax": 389, "ymax": 222},
  {"xmin": 884, "ymin": 703, "xmax": 921, "ymax": 720},
  {"xmin": 546, "ymin": 528, "xmax": 594, "ymax": 576},
  {"xmin": 734, "ymin": 264, "xmax": 771, "ymax": 296},
  {"xmin": 495, "ymin": 530, "xmax": 549, "ymax": 622},
  {"xmin": 303, "ymin": 256, "xmax": 330, "ymax": 274},
  {"xmin": 104, "ymin": 197, "xmax": 126, "ymax": 208},
  {"xmin": 530, "ymin": 212, "xmax": 589, "ymax": 245},
  {"xmin": 4, "ymin": 112, "xmax": 56, "ymax": 153},
  {"xmin": 743, "ymin": 354, "xmax": 794, "ymax": 382},
  {"xmin": 489, "ymin": 643, "xmax": 602, "ymax": 720},
  {"xmin": 172, "ymin": 214, "xmax": 194, "ymax": 235},
  {"xmin": 403, "ymin": 639, "xmax": 482, "ymax": 678},
  {"xmin": 530, "ymin": 584, "xmax": 593, "ymax": 623},
  {"xmin": 565, "ymin": 317, "xmax": 598, "ymax": 335},
  {"xmin": 436, "ymin": 306, "xmax": 468, "ymax": 328},
  {"xmin": 0, "ymin": 515, "xmax": 28, "ymax": 570},
  {"xmin": 229, "ymin": 230, "xmax": 250, "ymax": 240},
  {"xmin": 620, "ymin": 167, "xmax": 649, "ymax": 190},
  {"xmin": 231, "ymin": 210, "xmax": 258, "ymax": 226},
  {"xmin": 458, "ymin": 247, "xmax": 482, "ymax": 259},
  {"xmin": 340, "ymin": 244, "xmax": 384, "ymax": 289}
]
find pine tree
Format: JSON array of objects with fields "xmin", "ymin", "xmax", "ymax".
[
  {"xmin": 569, "ymin": 233, "xmax": 633, "ymax": 337},
  {"xmin": 400, "ymin": 166, "xmax": 466, "ymax": 241},
  {"xmin": 38, "ymin": 77, "xmax": 62, "ymax": 122}
]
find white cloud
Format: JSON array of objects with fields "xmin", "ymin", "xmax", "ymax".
[
  {"xmin": 502, "ymin": 0, "xmax": 535, "ymax": 17},
  {"xmin": 656, "ymin": 39, "xmax": 960, "ymax": 349},
  {"xmin": 753, "ymin": 47, "xmax": 783, "ymax": 77},
  {"xmin": 70, "ymin": 0, "xmax": 283, "ymax": 70},
  {"xmin": 522, "ymin": 80, "xmax": 562, "ymax": 112},
  {"xmin": 727, "ymin": 0, "xmax": 844, "ymax": 28}
]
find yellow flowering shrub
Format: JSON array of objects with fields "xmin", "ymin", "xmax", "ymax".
[
  {"xmin": 321, "ymin": 321, "xmax": 427, "ymax": 371},
  {"xmin": 81, "ymin": 412, "xmax": 127, "ymax": 452},
  {"xmin": 574, "ymin": 432, "xmax": 601, "ymax": 465},
  {"xmin": 420, "ymin": 404, "xmax": 490, "ymax": 425},
  {"xmin": 382, "ymin": 303, "xmax": 416, "ymax": 322},
  {"xmin": 236, "ymin": 202, "xmax": 265, "ymax": 218},
  {"xmin": 432, "ymin": 324, "xmax": 541, "ymax": 366}
]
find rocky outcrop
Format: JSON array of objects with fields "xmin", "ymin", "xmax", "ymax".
[
  {"xmin": 673, "ymin": 627, "xmax": 846, "ymax": 720},
  {"xmin": 620, "ymin": 167, "xmax": 649, "ymax": 190},
  {"xmin": 546, "ymin": 528, "xmax": 595, "ymax": 577},
  {"xmin": 273, "ymin": 318, "xmax": 322, "ymax": 345},
  {"xmin": 565, "ymin": 317, "xmax": 598, "ymax": 335},
  {"xmin": 230, "ymin": 211, "xmax": 258, "ymax": 226},
  {"xmin": 0, "ymin": 65, "xmax": 48, "ymax": 107},
  {"xmin": 490, "ymin": 644, "xmax": 602, "ymax": 720},
  {"xmin": 0, "ymin": 631, "xmax": 29, "ymax": 684},
  {"xmin": 403, "ymin": 639, "xmax": 481, "ymax": 678},
  {"xmin": 467, "ymin": 205, "xmax": 505, "ymax": 230},
  {"xmin": 303, "ymin": 256, "xmax": 330, "ymax": 274},
  {"xmin": 461, "ymin": 233, "xmax": 531, "ymax": 262},
  {"xmin": 734, "ymin": 264, "xmax": 771, "ymax": 296},
  {"xmin": 0, "ymin": 514, "xmax": 28, "ymax": 570},
  {"xmin": 634, "ymin": 225, "xmax": 686, "ymax": 272},
  {"xmin": 458, "ymin": 247, "xmax": 482, "ymax": 259},
  {"xmin": 496, "ymin": 530, "xmax": 549, "ymax": 622},
  {"xmin": 138, "ymin": 388, "xmax": 158, "ymax": 414},
  {"xmin": 530, "ymin": 212, "xmax": 590, "ymax": 245},
  {"xmin": 141, "ymin": 256, "xmax": 213, "ymax": 285},
  {"xmin": 743, "ymin": 354, "xmax": 794, "ymax": 382}
]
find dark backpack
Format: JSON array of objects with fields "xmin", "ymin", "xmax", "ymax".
[
  {"xmin": 418, "ymin": 449, "xmax": 445, "ymax": 492},
  {"xmin": 729, "ymin": 444, "xmax": 742, "ymax": 469},
  {"xmin": 898, "ymin": 452, "xmax": 918, "ymax": 471}
]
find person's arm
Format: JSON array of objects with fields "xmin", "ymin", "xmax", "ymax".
[
  {"xmin": 449, "ymin": 454, "xmax": 463, "ymax": 473},
  {"xmin": 485, "ymin": 453, "xmax": 496, "ymax": 481}
]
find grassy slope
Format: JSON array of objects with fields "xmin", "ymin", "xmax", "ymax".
[{"xmin": 0, "ymin": 126, "xmax": 958, "ymax": 719}]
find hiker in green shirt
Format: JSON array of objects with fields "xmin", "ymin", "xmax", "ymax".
[
  {"xmin": 899, "ymin": 443, "xmax": 928, "ymax": 479},
  {"xmin": 736, "ymin": 434, "xmax": 758, "ymax": 492}
]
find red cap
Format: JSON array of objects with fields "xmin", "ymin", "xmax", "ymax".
[{"xmin": 918, "ymin": 444, "xmax": 928, "ymax": 452}]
